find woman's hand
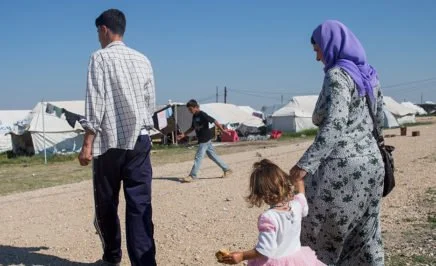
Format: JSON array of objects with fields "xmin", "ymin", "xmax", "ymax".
[
  {"xmin": 220, "ymin": 252, "xmax": 244, "ymax": 264},
  {"xmin": 289, "ymin": 165, "xmax": 307, "ymax": 181},
  {"xmin": 289, "ymin": 165, "xmax": 307, "ymax": 193}
]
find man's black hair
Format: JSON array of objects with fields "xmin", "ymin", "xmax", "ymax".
[
  {"xmin": 186, "ymin": 99, "xmax": 199, "ymax": 108},
  {"xmin": 311, "ymin": 36, "xmax": 316, "ymax": 45},
  {"xmin": 95, "ymin": 9, "xmax": 126, "ymax": 36}
]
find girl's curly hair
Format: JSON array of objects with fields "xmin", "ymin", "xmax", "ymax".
[{"xmin": 246, "ymin": 159, "xmax": 294, "ymax": 207}]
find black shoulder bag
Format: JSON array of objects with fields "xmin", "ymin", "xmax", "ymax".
[{"xmin": 366, "ymin": 95, "xmax": 396, "ymax": 197}]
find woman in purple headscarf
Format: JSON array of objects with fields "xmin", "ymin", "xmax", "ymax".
[{"xmin": 289, "ymin": 20, "xmax": 385, "ymax": 265}]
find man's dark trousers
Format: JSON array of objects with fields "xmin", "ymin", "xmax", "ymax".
[{"xmin": 93, "ymin": 135, "xmax": 156, "ymax": 266}]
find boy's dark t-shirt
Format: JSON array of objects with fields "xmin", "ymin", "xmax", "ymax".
[{"xmin": 192, "ymin": 111, "xmax": 215, "ymax": 143}]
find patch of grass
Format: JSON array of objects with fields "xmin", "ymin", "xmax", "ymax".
[
  {"xmin": 386, "ymin": 254, "xmax": 408, "ymax": 266},
  {"xmin": 279, "ymin": 129, "xmax": 318, "ymax": 140},
  {"xmin": 0, "ymin": 152, "xmax": 77, "ymax": 166},
  {"xmin": 417, "ymin": 114, "xmax": 436, "ymax": 117},
  {"xmin": 426, "ymin": 187, "xmax": 436, "ymax": 195},
  {"xmin": 427, "ymin": 214, "xmax": 436, "ymax": 229},
  {"xmin": 0, "ymin": 162, "xmax": 91, "ymax": 196},
  {"xmin": 412, "ymin": 255, "xmax": 436, "ymax": 264},
  {"xmin": 386, "ymin": 254, "xmax": 436, "ymax": 266},
  {"xmin": 401, "ymin": 121, "xmax": 434, "ymax": 127}
]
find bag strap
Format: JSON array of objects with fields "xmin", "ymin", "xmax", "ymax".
[{"xmin": 365, "ymin": 94, "xmax": 381, "ymax": 140}]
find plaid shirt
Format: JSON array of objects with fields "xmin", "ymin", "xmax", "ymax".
[{"xmin": 85, "ymin": 41, "xmax": 156, "ymax": 156}]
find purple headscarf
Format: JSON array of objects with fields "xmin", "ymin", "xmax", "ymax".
[{"xmin": 312, "ymin": 20, "xmax": 378, "ymax": 99}]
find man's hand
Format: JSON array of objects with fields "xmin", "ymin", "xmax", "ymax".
[
  {"xmin": 79, "ymin": 130, "xmax": 95, "ymax": 166},
  {"xmin": 220, "ymin": 252, "xmax": 243, "ymax": 264},
  {"xmin": 78, "ymin": 146, "xmax": 93, "ymax": 166},
  {"xmin": 177, "ymin": 133, "xmax": 186, "ymax": 141}
]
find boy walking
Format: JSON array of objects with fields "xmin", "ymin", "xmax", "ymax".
[{"xmin": 177, "ymin": 99, "xmax": 232, "ymax": 182}]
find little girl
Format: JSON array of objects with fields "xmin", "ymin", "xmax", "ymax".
[{"xmin": 219, "ymin": 159, "xmax": 325, "ymax": 266}]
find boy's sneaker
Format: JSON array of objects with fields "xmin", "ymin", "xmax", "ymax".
[
  {"xmin": 181, "ymin": 175, "xmax": 197, "ymax": 183},
  {"xmin": 222, "ymin": 169, "xmax": 233, "ymax": 178}
]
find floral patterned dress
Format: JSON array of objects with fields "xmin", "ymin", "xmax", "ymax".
[{"xmin": 297, "ymin": 67, "xmax": 385, "ymax": 266}]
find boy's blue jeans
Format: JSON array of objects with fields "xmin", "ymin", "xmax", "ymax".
[{"xmin": 189, "ymin": 140, "xmax": 229, "ymax": 178}]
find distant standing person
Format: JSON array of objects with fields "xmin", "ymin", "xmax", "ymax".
[
  {"xmin": 177, "ymin": 99, "xmax": 232, "ymax": 182},
  {"xmin": 78, "ymin": 9, "xmax": 157, "ymax": 266}
]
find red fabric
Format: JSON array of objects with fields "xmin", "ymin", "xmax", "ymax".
[
  {"xmin": 270, "ymin": 130, "xmax": 282, "ymax": 139},
  {"xmin": 221, "ymin": 130, "xmax": 239, "ymax": 142}
]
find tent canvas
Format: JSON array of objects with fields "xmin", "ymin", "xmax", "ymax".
[
  {"xmin": 401, "ymin": 102, "xmax": 427, "ymax": 115},
  {"xmin": 200, "ymin": 103, "xmax": 265, "ymax": 135},
  {"xmin": 201, "ymin": 103, "xmax": 264, "ymax": 127},
  {"xmin": 418, "ymin": 103, "xmax": 436, "ymax": 115},
  {"xmin": 270, "ymin": 95, "xmax": 405, "ymax": 131},
  {"xmin": 261, "ymin": 104, "xmax": 285, "ymax": 125},
  {"xmin": 10, "ymin": 101, "xmax": 85, "ymax": 155},
  {"xmin": 271, "ymin": 95, "xmax": 318, "ymax": 132},
  {"xmin": 384, "ymin": 96, "xmax": 416, "ymax": 125},
  {"xmin": 238, "ymin": 106, "xmax": 256, "ymax": 115},
  {"xmin": 238, "ymin": 106, "xmax": 264, "ymax": 119},
  {"xmin": 0, "ymin": 110, "xmax": 30, "ymax": 153},
  {"xmin": 383, "ymin": 107, "xmax": 400, "ymax": 128}
]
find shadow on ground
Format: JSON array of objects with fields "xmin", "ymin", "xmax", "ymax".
[
  {"xmin": 153, "ymin": 176, "xmax": 224, "ymax": 183},
  {"xmin": 0, "ymin": 245, "xmax": 96, "ymax": 265}
]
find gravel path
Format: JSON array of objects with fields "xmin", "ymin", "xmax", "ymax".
[{"xmin": 0, "ymin": 123, "xmax": 435, "ymax": 265}]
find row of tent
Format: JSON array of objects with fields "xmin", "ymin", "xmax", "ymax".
[
  {"xmin": 0, "ymin": 101, "xmax": 266, "ymax": 155},
  {"xmin": 268, "ymin": 95, "xmax": 427, "ymax": 133},
  {"xmin": 0, "ymin": 96, "xmax": 431, "ymax": 155},
  {"xmin": 152, "ymin": 102, "xmax": 265, "ymax": 144}
]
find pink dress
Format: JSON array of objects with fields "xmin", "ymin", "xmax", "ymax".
[{"xmin": 248, "ymin": 194, "xmax": 326, "ymax": 266}]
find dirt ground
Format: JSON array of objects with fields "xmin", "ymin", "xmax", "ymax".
[{"xmin": 0, "ymin": 122, "xmax": 435, "ymax": 266}]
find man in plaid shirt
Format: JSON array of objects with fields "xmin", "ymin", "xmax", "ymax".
[{"xmin": 78, "ymin": 9, "xmax": 156, "ymax": 266}]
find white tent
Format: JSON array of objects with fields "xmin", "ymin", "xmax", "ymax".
[
  {"xmin": 271, "ymin": 96, "xmax": 318, "ymax": 132},
  {"xmin": 238, "ymin": 106, "xmax": 256, "ymax": 114},
  {"xmin": 383, "ymin": 107, "xmax": 400, "ymax": 128},
  {"xmin": 0, "ymin": 110, "xmax": 30, "ymax": 153},
  {"xmin": 11, "ymin": 101, "xmax": 85, "ymax": 155},
  {"xmin": 200, "ymin": 103, "xmax": 265, "ymax": 135},
  {"xmin": 401, "ymin": 101, "xmax": 427, "ymax": 115},
  {"xmin": 384, "ymin": 96, "xmax": 416, "ymax": 125},
  {"xmin": 261, "ymin": 104, "xmax": 285, "ymax": 126},
  {"xmin": 238, "ymin": 106, "xmax": 264, "ymax": 120}
]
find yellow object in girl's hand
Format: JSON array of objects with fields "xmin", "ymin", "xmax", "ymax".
[{"xmin": 215, "ymin": 249, "xmax": 230, "ymax": 262}]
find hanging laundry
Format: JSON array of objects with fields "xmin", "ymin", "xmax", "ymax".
[
  {"xmin": 45, "ymin": 103, "xmax": 64, "ymax": 118},
  {"xmin": 46, "ymin": 103, "xmax": 55, "ymax": 114},
  {"xmin": 157, "ymin": 111, "xmax": 167, "ymax": 130},
  {"xmin": 63, "ymin": 109, "xmax": 85, "ymax": 128},
  {"xmin": 165, "ymin": 107, "xmax": 173, "ymax": 118},
  {"xmin": 45, "ymin": 103, "xmax": 90, "ymax": 130}
]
